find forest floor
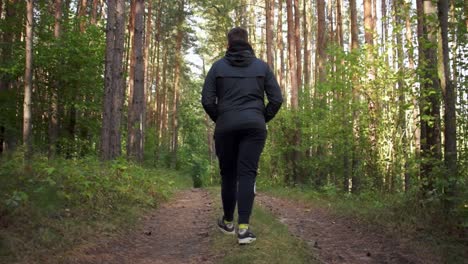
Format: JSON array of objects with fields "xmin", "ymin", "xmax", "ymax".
[{"xmin": 61, "ymin": 189, "xmax": 450, "ymax": 264}]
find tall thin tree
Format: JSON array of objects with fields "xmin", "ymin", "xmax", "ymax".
[
  {"xmin": 23, "ymin": 0, "xmax": 34, "ymax": 161},
  {"xmin": 127, "ymin": 0, "xmax": 146, "ymax": 162}
]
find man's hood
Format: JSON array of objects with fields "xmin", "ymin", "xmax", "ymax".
[{"xmin": 224, "ymin": 40, "xmax": 256, "ymax": 67}]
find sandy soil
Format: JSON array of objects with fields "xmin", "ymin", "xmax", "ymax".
[
  {"xmin": 256, "ymin": 194, "xmax": 443, "ymax": 264},
  {"xmin": 56, "ymin": 189, "xmax": 448, "ymax": 264},
  {"xmin": 65, "ymin": 189, "xmax": 217, "ymax": 264}
]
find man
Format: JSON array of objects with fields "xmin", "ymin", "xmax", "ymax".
[{"xmin": 201, "ymin": 27, "xmax": 283, "ymax": 245}]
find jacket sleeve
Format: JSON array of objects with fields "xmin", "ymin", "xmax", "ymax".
[
  {"xmin": 264, "ymin": 66, "xmax": 283, "ymax": 122},
  {"xmin": 201, "ymin": 65, "xmax": 218, "ymax": 122}
]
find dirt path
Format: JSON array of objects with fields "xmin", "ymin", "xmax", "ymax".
[
  {"xmin": 256, "ymin": 194, "xmax": 442, "ymax": 264},
  {"xmin": 66, "ymin": 189, "xmax": 217, "ymax": 264}
]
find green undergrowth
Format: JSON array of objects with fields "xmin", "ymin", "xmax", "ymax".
[
  {"xmin": 0, "ymin": 152, "xmax": 191, "ymax": 263},
  {"xmin": 260, "ymin": 184, "xmax": 467, "ymax": 263},
  {"xmin": 207, "ymin": 188, "xmax": 316, "ymax": 264}
]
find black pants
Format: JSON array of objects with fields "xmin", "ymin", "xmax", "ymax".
[{"xmin": 215, "ymin": 128, "xmax": 267, "ymax": 224}]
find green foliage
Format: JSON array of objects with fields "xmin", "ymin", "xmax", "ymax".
[
  {"xmin": 0, "ymin": 152, "xmax": 190, "ymax": 262},
  {"xmin": 178, "ymin": 78, "xmax": 216, "ymax": 187}
]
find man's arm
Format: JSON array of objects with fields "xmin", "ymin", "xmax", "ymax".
[
  {"xmin": 264, "ymin": 66, "xmax": 283, "ymax": 122},
  {"xmin": 201, "ymin": 66, "xmax": 218, "ymax": 122}
]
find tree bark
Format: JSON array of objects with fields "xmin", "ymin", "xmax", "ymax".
[
  {"xmin": 276, "ymin": 0, "xmax": 285, "ymax": 96},
  {"xmin": 316, "ymin": 0, "xmax": 326, "ymax": 85},
  {"xmin": 101, "ymin": 0, "xmax": 126, "ymax": 160},
  {"xmin": 336, "ymin": 0, "xmax": 343, "ymax": 48},
  {"xmin": 265, "ymin": 0, "xmax": 274, "ymax": 69},
  {"xmin": 437, "ymin": 0, "xmax": 457, "ymax": 204},
  {"xmin": 294, "ymin": 0, "xmax": 302, "ymax": 89},
  {"xmin": 144, "ymin": 1, "xmax": 152, "ymax": 110},
  {"xmin": 127, "ymin": 0, "xmax": 136, "ymax": 110},
  {"xmin": 303, "ymin": 0, "xmax": 311, "ymax": 88},
  {"xmin": 286, "ymin": 0, "xmax": 298, "ymax": 108},
  {"xmin": 78, "ymin": 0, "xmax": 87, "ymax": 32},
  {"xmin": 350, "ymin": 0, "xmax": 359, "ymax": 50},
  {"xmin": 171, "ymin": 0, "xmax": 185, "ymax": 168},
  {"xmin": 24, "ymin": 0, "xmax": 34, "ymax": 161},
  {"xmin": 417, "ymin": 0, "xmax": 442, "ymax": 190},
  {"xmin": 91, "ymin": 0, "xmax": 99, "ymax": 25},
  {"xmin": 364, "ymin": 0, "xmax": 374, "ymax": 45},
  {"xmin": 127, "ymin": 0, "xmax": 145, "ymax": 162},
  {"xmin": 48, "ymin": 0, "xmax": 62, "ymax": 159},
  {"xmin": 350, "ymin": 0, "xmax": 360, "ymax": 192}
]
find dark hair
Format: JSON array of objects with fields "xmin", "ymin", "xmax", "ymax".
[{"xmin": 227, "ymin": 27, "xmax": 249, "ymax": 46}]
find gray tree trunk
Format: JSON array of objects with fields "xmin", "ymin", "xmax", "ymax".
[{"xmin": 101, "ymin": 0, "xmax": 126, "ymax": 160}]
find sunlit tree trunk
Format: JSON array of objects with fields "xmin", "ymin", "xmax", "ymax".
[
  {"xmin": 78, "ymin": 0, "xmax": 87, "ymax": 32},
  {"xmin": 127, "ymin": 0, "xmax": 145, "ymax": 162},
  {"xmin": 127, "ymin": 0, "xmax": 136, "ymax": 110},
  {"xmin": 91, "ymin": 0, "xmax": 99, "ymax": 25},
  {"xmin": 23, "ymin": 0, "xmax": 34, "ymax": 161},
  {"xmin": 364, "ymin": 0, "xmax": 374, "ymax": 45},
  {"xmin": 144, "ymin": 1, "xmax": 152, "ymax": 119}
]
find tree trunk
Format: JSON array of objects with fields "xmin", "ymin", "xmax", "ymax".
[
  {"xmin": 78, "ymin": 0, "xmax": 87, "ymax": 32},
  {"xmin": 303, "ymin": 0, "xmax": 311, "ymax": 88},
  {"xmin": 171, "ymin": 0, "xmax": 185, "ymax": 168},
  {"xmin": 316, "ymin": 0, "xmax": 326, "ymax": 85},
  {"xmin": 101, "ymin": 0, "xmax": 126, "ymax": 160},
  {"xmin": 350, "ymin": 0, "xmax": 359, "ymax": 50},
  {"xmin": 91, "ymin": 0, "xmax": 99, "ymax": 25},
  {"xmin": 144, "ymin": 1, "xmax": 152, "ymax": 111},
  {"xmin": 48, "ymin": 0, "xmax": 62, "ymax": 159},
  {"xmin": 417, "ymin": 0, "xmax": 442, "ymax": 190},
  {"xmin": 350, "ymin": 0, "xmax": 360, "ymax": 192},
  {"xmin": 286, "ymin": 0, "xmax": 298, "ymax": 108},
  {"xmin": 294, "ymin": 0, "xmax": 302, "ymax": 89},
  {"xmin": 265, "ymin": 0, "xmax": 274, "ymax": 69},
  {"xmin": 364, "ymin": 0, "xmax": 374, "ymax": 45},
  {"xmin": 127, "ymin": 0, "xmax": 145, "ymax": 162},
  {"xmin": 24, "ymin": 0, "xmax": 34, "ymax": 161},
  {"xmin": 437, "ymin": 0, "xmax": 457, "ymax": 207},
  {"xmin": 127, "ymin": 0, "xmax": 136, "ymax": 110},
  {"xmin": 406, "ymin": 1, "xmax": 419, "ymax": 178},
  {"xmin": 336, "ymin": 0, "xmax": 343, "ymax": 48},
  {"xmin": 276, "ymin": 0, "xmax": 285, "ymax": 96}
]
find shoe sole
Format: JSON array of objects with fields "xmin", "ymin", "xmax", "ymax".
[
  {"xmin": 218, "ymin": 225, "xmax": 235, "ymax": 235},
  {"xmin": 238, "ymin": 237, "xmax": 256, "ymax": 245}
]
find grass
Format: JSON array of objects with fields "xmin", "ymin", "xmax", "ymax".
[
  {"xmin": 0, "ymin": 153, "xmax": 192, "ymax": 263},
  {"xmin": 207, "ymin": 187, "xmax": 317, "ymax": 264},
  {"xmin": 259, "ymin": 184, "xmax": 468, "ymax": 264}
]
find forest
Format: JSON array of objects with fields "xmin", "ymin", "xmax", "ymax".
[{"xmin": 0, "ymin": 0, "xmax": 467, "ymax": 263}]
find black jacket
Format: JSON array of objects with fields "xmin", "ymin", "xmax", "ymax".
[{"xmin": 201, "ymin": 41, "xmax": 283, "ymax": 133}]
